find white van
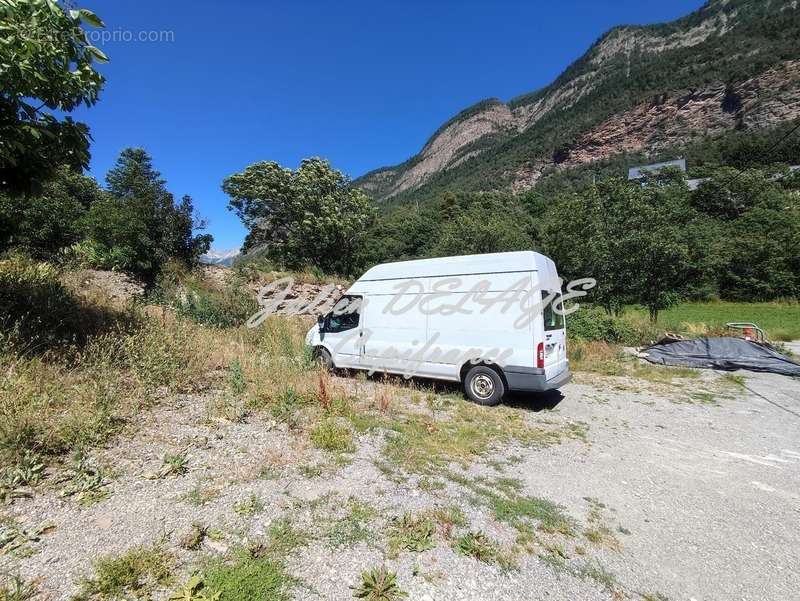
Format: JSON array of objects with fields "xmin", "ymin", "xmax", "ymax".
[{"xmin": 305, "ymin": 251, "xmax": 571, "ymax": 405}]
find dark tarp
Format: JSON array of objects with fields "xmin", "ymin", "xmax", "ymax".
[{"xmin": 642, "ymin": 337, "xmax": 800, "ymax": 377}]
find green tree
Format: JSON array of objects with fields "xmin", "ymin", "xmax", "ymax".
[
  {"xmin": 361, "ymin": 191, "xmax": 535, "ymax": 267},
  {"xmin": 719, "ymin": 205, "xmax": 800, "ymax": 300},
  {"xmin": 81, "ymin": 148, "xmax": 211, "ymax": 279},
  {"xmin": 0, "ymin": 0, "xmax": 108, "ymax": 195},
  {"xmin": 691, "ymin": 168, "xmax": 778, "ymax": 220},
  {"xmin": 361, "ymin": 203, "xmax": 437, "ymax": 265},
  {"xmin": 541, "ymin": 176, "xmax": 696, "ymax": 321},
  {"xmin": 0, "ymin": 165, "xmax": 103, "ymax": 257},
  {"xmin": 688, "ymin": 166, "xmax": 800, "ymax": 300},
  {"xmin": 634, "ymin": 173, "xmax": 698, "ymax": 320},
  {"xmin": 430, "ymin": 192, "xmax": 535, "ymax": 257},
  {"xmin": 223, "ymin": 158, "xmax": 375, "ymax": 275}
]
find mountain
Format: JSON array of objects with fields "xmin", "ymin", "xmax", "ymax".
[
  {"xmin": 200, "ymin": 248, "xmax": 240, "ymax": 267},
  {"xmin": 355, "ymin": 0, "xmax": 800, "ymax": 204}
]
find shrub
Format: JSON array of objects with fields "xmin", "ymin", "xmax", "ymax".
[
  {"xmin": 175, "ymin": 284, "xmax": 256, "ymax": 328},
  {"xmin": 65, "ymin": 238, "xmax": 138, "ymax": 273},
  {"xmin": 0, "ymin": 254, "xmax": 86, "ymax": 348},
  {"xmin": 566, "ymin": 306, "xmax": 639, "ymax": 345},
  {"xmin": 79, "ymin": 545, "xmax": 175, "ymax": 599},
  {"xmin": 310, "ymin": 419, "xmax": 355, "ymax": 453},
  {"xmin": 155, "ymin": 267, "xmax": 257, "ymax": 328},
  {"xmin": 351, "ymin": 566, "xmax": 406, "ymax": 601}
]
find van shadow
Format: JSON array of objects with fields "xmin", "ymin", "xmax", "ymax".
[{"xmin": 504, "ymin": 390, "xmax": 565, "ymax": 412}]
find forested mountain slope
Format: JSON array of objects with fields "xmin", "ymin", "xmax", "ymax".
[{"xmin": 355, "ymin": 0, "xmax": 800, "ymax": 204}]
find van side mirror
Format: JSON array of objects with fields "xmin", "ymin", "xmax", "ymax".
[{"xmin": 317, "ymin": 314, "xmax": 325, "ymax": 332}]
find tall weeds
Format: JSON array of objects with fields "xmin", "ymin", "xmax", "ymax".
[
  {"xmin": 0, "ymin": 255, "xmax": 346, "ymax": 472},
  {"xmin": 0, "ymin": 255, "xmax": 214, "ymax": 467}
]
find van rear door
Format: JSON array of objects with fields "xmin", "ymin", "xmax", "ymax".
[{"xmin": 542, "ymin": 291, "xmax": 567, "ymax": 380}]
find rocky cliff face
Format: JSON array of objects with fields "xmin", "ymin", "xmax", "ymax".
[
  {"xmin": 513, "ymin": 59, "xmax": 800, "ymax": 191},
  {"xmin": 363, "ymin": 102, "xmax": 517, "ymax": 199},
  {"xmin": 355, "ymin": 0, "xmax": 800, "ymax": 202}
]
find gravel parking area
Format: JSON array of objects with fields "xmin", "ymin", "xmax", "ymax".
[{"xmin": 2, "ymin": 365, "xmax": 798, "ymax": 601}]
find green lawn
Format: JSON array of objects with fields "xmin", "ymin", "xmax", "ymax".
[{"xmin": 628, "ymin": 302, "xmax": 800, "ymax": 341}]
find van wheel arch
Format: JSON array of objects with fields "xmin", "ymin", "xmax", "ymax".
[
  {"xmin": 459, "ymin": 360, "xmax": 508, "ymax": 388},
  {"xmin": 314, "ymin": 346, "xmax": 334, "ymax": 370}
]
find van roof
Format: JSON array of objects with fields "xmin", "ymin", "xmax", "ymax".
[{"xmin": 357, "ymin": 251, "xmax": 549, "ymax": 281}]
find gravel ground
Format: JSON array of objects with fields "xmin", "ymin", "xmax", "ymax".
[{"xmin": 2, "ymin": 364, "xmax": 798, "ymax": 601}]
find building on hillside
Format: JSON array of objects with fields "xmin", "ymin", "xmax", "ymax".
[
  {"xmin": 627, "ymin": 159, "xmax": 686, "ymax": 180},
  {"xmin": 627, "ymin": 158, "xmax": 707, "ymax": 189},
  {"xmin": 627, "ymin": 159, "xmax": 799, "ymax": 190}
]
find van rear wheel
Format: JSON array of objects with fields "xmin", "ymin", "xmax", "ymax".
[{"xmin": 464, "ymin": 365, "xmax": 505, "ymax": 406}]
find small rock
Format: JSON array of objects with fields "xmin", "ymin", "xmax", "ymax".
[{"xmin": 179, "ymin": 523, "xmax": 207, "ymax": 551}]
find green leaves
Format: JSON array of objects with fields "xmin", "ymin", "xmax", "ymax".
[
  {"xmin": 78, "ymin": 8, "xmax": 105, "ymax": 27},
  {"xmin": 67, "ymin": 7, "xmax": 105, "ymax": 28},
  {"xmin": 223, "ymin": 158, "xmax": 376, "ymax": 275},
  {"xmin": 387, "ymin": 514, "xmax": 435, "ymax": 555},
  {"xmin": 44, "ymin": 0, "xmax": 61, "ymax": 17},
  {"xmin": 77, "ymin": 148, "xmax": 213, "ymax": 281},
  {"xmin": 541, "ymin": 176, "xmax": 696, "ymax": 320},
  {"xmin": 169, "ymin": 575, "xmax": 221, "ymax": 601},
  {"xmin": 86, "ymin": 45, "xmax": 109, "ymax": 63},
  {"xmin": 0, "ymin": 0, "xmax": 108, "ymax": 194}
]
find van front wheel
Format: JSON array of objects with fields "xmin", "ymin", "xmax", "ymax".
[
  {"xmin": 464, "ymin": 365, "xmax": 505, "ymax": 406},
  {"xmin": 316, "ymin": 347, "xmax": 334, "ymax": 371}
]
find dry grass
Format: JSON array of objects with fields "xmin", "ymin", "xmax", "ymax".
[
  {"xmin": 0, "ymin": 255, "xmax": 327, "ymax": 473},
  {"xmin": 233, "ymin": 261, "xmax": 351, "ymax": 288},
  {"xmin": 0, "ymin": 317, "xmax": 207, "ymax": 464},
  {"xmin": 568, "ymin": 341, "xmax": 625, "ymax": 376},
  {"xmin": 568, "ymin": 340, "xmax": 699, "ymax": 385},
  {"xmin": 380, "ymin": 399, "xmax": 582, "ymax": 476},
  {"xmin": 0, "ymin": 272, "xmax": 347, "ymax": 479}
]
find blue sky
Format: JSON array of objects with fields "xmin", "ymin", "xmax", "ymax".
[{"xmin": 73, "ymin": 0, "xmax": 706, "ymax": 251}]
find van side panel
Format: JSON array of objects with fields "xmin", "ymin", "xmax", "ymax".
[
  {"xmin": 422, "ymin": 272, "xmax": 534, "ymax": 377},
  {"xmin": 357, "ymin": 279, "xmax": 428, "ymax": 375}
]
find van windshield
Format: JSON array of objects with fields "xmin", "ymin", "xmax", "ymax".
[{"xmin": 542, "ymin": 291, "xmax": 564, "ymax": 331}]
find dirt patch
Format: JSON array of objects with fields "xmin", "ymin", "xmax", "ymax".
[
  {"xmin": 62, "ymin": 269, "xmax": 145, "ymax": 306},
  {"xmin": 247, "ymin": 280, "xmax": 345, "ymax": 316}
]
